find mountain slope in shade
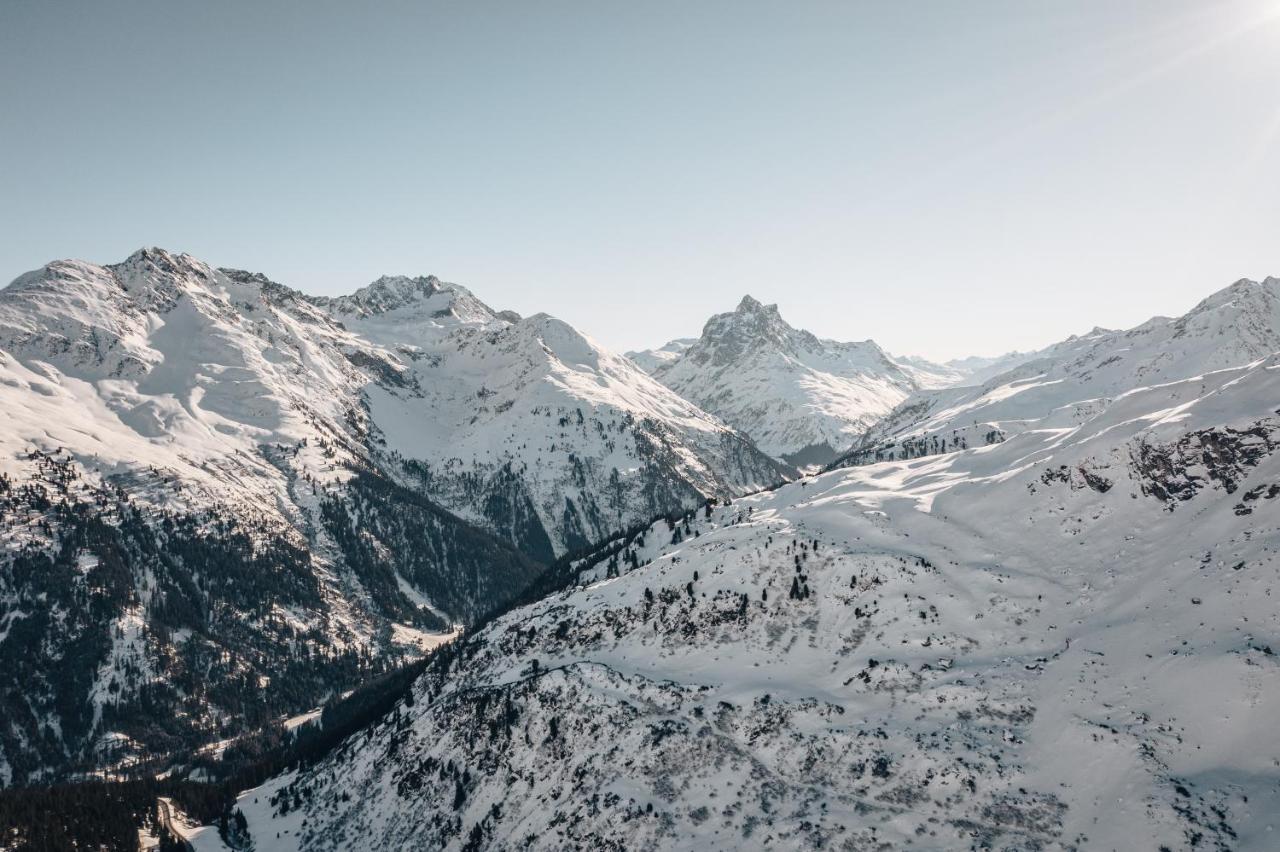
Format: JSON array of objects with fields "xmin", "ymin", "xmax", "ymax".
[
  {"xmin": 220, "ymin": 341, "xmax": 1280, "ymax": 852},
  {"xmin": 832, "ymin": 277, "xmax": 1280, "ymax": 468},
  {"xmin": 651, "ymin": 296, "xmax": 927, "ymax": 469},
  {"xmin": 0, "ymin": 249, "xmax": 784, "ymax": 783}
]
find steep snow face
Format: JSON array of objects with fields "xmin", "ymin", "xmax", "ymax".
[
  {"xmin": 312, "ymin": 275, "xmax": 508, "ymax": 346},
  {"xmin": 652, "ymin": 296, "xmax": 924, "ymax": 469},
  {"xmin": 0, "ymin": 248, "xmax": 782, "ymax": 561},
  {"xmin": 0, "ymin": 249, "xmax": 784, "ymax": 782},
  {"xmin": 0, "ymin": 249, "xmax": 367, "ymax": 507},
  {"xmin": 232, "ymin": 352, "xmax": 1280, "ymax": 852},
  {"xmin": 363, "ymin": 310, "xmax": 790, "ymax": 557},
  {"xmin": 835, "ymin": 277, "xmax": 1280, "ymax": 467},
  {"xmin": 0, "ymin": 249, "xmax": 545, "ymax": 783}
]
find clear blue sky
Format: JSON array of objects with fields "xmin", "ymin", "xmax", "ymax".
[{"xmin": 2, "ymin": 1, "xmax": 1278, "ymax": 359}]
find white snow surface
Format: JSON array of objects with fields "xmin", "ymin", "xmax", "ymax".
[
  {"xmin": 0, "ymin": 248, "xmax": 786, "ymax": 782},
  {"xmin": 7, "ymin": 255, "xmax": 1280, "ymax": 848},
  {"xmin": 625, "ymin": 338, "xmax": 697, "ymax": 373},
  {"xmin": 0, "ymin": 249, "xmax": 784, "ymax": 556},
  {"xmin": 839, "ymin": 277, "xmax": 1280, "ymax": 467},
  {"xmin": 650, "ymin": 297, "xmax": 959, "ymax": 468},
  {"xmin": 232, "ymin": 342, "xmax": 1280, "ymax": 849}
]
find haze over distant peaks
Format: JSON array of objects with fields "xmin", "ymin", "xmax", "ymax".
[
  {"xmin": 832, "ymin": 275, "xmax": 1280, "ymax": 469},
  {"xmin": 639, "ymin": 295, "xmax": 953, "ymax": 468}
]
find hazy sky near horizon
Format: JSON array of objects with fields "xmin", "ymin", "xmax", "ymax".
[{"xmin": 2, "ymin": 1, "xmax": 1279, "ymax": 360}]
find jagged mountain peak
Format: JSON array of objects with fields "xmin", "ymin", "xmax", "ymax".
[
  {"xmin": 354, "ymin": 273, "xmax": 448, "ymax": 304},
  {"xmin": 1181, "ymin": 275, "xmax": 1279, "ymax": 322},
  {"xmin": 651, "ymin": 297, "xmax": 921, "ymax": 467},
  {"xmin": 690, "ymin": 296, "xmax": 830, "ymax": 371},
  {"xmin": 700, "ymin": 295, "xmax": 893, "ymax": 363},
  {"xmin": 709, "ymin": 294, "xmax": 793, "ymax": 343},
  {"xmin": 107, "ymin": 247, "xmax": 220, "ymax": 301},
  {"xmin": 0, "ymin": 247, "xmax": 791, "ymax": 783},
  {"xmin": 0, "ymin": 250, "xmax": 219, "ymax": 370},
  {"xmin": 4, "ymin": 246, "xmax": 207, "ymax": 303},
  {"xmin": 734, "ymin": 293, "xmax": 778, "ymax": 315},
  {"xmin": 323, "ymin": 273, "xmax": 499, "ymax": 325},
  {"xmin": 1210, "ymin": 274, "xmax": 1279, "ymax": 296},
  {"xmin": 113, "ymin": 245, "xmax": 205, "ymax": 272}
]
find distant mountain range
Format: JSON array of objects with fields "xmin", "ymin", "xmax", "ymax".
[
  {"xmin": 831, "ymin": 276, "xmax": 1280, "ymax": 469},
  {"xmin": 3, "ymin": 252, "xmax": 1279, "ymax": 852},
  {"xmin": 625, "ymin": 337, "xmax": 697, "ymax": 373},
  {"xmin": 629, "ymin": 295, "xmax": 1012, "ymax": 469},
  {"xmin": 225, "ymin": 274, "xmax": 1280, "ymax": 851},
  {"xmin": 0, "ymin": 249, "xmax": 785, "ymax": 783}
]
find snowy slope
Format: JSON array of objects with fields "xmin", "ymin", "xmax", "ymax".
[
  {"xmin": 0, "ymin": 249, "xmax": 784, "ymax": 783},
  {"xmin": 228, "ymin": 346, "xmax": 1280, "ymax": 851},
  {"xmin": 651, "ymin": 296, "xmax": 929, "ymax": 469},
  {"xmin": 0, "ymin": 251, "xmax": 371, "ymax": 514},
  {"xmin": 0, "ymin": 250, "xmax": 784, "ymax": 560},
  {"xmin": 314, "ymin": 274, "xmax": 788, "ymax": 557},
  {"xmin": 941, "ymin": 350, "xmax": 1040, "ymax": 386},
  {"xmin": 834, "ymin": 277, "xmax": 1280, "ymax": 468},
  {"xmin": 626, "ymin": 338, "xmax": 696, "ymax": 373},
  {"xmin": 0, "ymin": 250, "xmax": 545, "ymax": 784},
  {"xmin": 360, "ymin": 308, "xmax": 788, "ymax": 559}
]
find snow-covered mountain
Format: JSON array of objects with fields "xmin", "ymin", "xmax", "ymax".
[
  {"xmin": 0, "ymin": 249, "xmax": 786, "ymax": 783},
  {"xmin": 358, "ymin": 306, "xmax": 788, "ymax": 559},
  {"xmin": 648, "ymin": 296, "xmax": 936, "ymax": 469},
  {"xmin": 882, "ymin": 352, "xmax": 969, "ymax": 389},
  {"xmin": 626, "ymin": 338, "xmax": 696, "ymax": 373},
  {"xmin": 216, "ymin": 307, "xmax": 1280, "ymax": 851},
  {"xmin": 9, "ymin": 254, "xmax": 1280, "ymax": 851},
  {"xmin": 939, "ymin": 350, "xmax": 1039, "ymax": 386},
  {"xmin": 832, "ymin": 277, "xmax": 1280, "ymax": 468}
]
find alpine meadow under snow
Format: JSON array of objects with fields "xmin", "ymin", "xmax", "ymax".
[{"xmin": 0, "ymin": 250, "xmax": 1278, "ymax": 852}]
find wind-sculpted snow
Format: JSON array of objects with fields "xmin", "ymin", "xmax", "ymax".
[{"xmin": 228, "ymin": 352, "xmax": 1280, "ymax": 850}]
